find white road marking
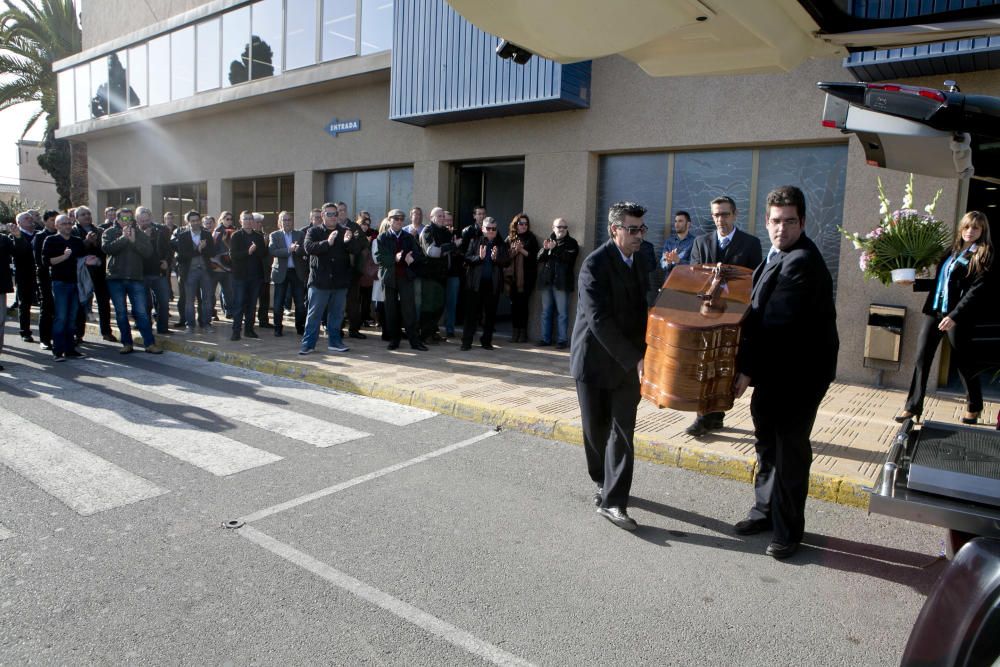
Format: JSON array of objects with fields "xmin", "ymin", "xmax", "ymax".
[
  {"xmin": 241, "ymin": 430, "xmax": 499, "ymax": 523},
  {"xmin": 141, "ymin": 353, "xmax": 436, "ymax": 425},
  {"xmin": 87, "ymin": 359, "xmax": 371, "ymax": 448},
  {"xmin": 0, "ymin": 524, "xmax": 13, "ymax": 541},
  {"xmin": 0, "ymin": 410, "xmax": 167, "ymax": 516},
  {"xmin": 239, "ymin": 525, "xmax": 535, "ymax": 667},
  {"xmin": 2, "ymin": 369, "xmax": 282, "ymax": 477}
]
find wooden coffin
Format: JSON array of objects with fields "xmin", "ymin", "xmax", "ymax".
[{"xmin": 641, "ymin": 263, "xmax": 753, "ymax": 413}]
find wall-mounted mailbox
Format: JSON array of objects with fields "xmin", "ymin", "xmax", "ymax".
[{"xmin": 865, "ymin": 304, "xmax": 906, "ymax": 368}]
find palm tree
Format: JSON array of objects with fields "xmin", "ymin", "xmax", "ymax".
[{"xmin": 0, "ymin": 0, "xmax": 82, "ymax": 209}]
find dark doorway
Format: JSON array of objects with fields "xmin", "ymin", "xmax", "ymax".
[
  {"xmin": 454, "ymin": 161, "xmax": 525, "ymax": 235},
  {"xmin": 453, "ymin": 160, "xmax": 525, "ymax": 330},
  {"xmin": 943, "ymin": 178, "xmax": 1000, "ymax": 401}
]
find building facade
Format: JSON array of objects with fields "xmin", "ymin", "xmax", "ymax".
[
  {"xmin": 54, "ymin": 0, "xmax": 1000, "ymax": 392},
  {"xmin": 15, "ymin": 140, "xmax": 61, "ymax": 209}
]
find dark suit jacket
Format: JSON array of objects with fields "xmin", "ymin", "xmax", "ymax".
[
  {"xmin": 172, "ymin": 228, "xmax": 216, "ymax": 280},
  {"xmin": 570, "ymin": 240, "xmax": 649, "ymax": 388},
  {"xmin": 304, "ymin": 224, "xmax": 359, "ymax": 290},
  {"xmin": 737, "ymin": 234, "xmax": 838, "ymax": 390},
  {"xmin": 690, "ymin": 227, "xmax": 762, "ymax": 270},
  {"xmin": 229, "ymin": 229, "xmax": 268, "ymax": 281},
  {"xmin": 915, "ymin": 249, "xmax": 990, "ymax": 322},
  {"xmin": 268, "ymin": 229, "xmax": 308, "ymax": 284}
]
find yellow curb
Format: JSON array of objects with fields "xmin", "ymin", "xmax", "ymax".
[{"xmin": 81, "ymin": 323, "xmax": 875, "ymax": 511}]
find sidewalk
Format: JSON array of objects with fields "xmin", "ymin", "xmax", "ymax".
[{"xmin": 89, "ymin": 320, "xmax": 998, "ymax": 510}]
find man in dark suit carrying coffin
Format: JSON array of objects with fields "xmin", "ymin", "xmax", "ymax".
[
  {"xmin": 686, "ymin": 195, "xmax": 763, "ymax": 436},
  {"xmin": 571, "ymin": 201, "xmax": 650, "ymax": 531},
  {"xmin": 732, "ymin": 185, "xmax": 838, "ymax": 560}
]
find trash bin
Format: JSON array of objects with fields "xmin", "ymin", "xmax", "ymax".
[{"xmin": 865, "ymin": 304, "xmax": 905, "ymax": 370}]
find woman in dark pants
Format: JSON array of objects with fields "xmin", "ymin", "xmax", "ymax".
[
  {"xmin": 505, "ymin": 213, "xmax": 539, "ymax": 342},
  {"xmin": 897, "ymin": 211, "xmax": 994, "ymax": 424},
  {"xmin": 461, "ymin": 218, "xmax": 510, "ymax": 350}
]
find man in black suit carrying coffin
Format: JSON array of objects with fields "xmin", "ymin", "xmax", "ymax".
[
  {"xmin": 571, "ymin": 201, "xmax": 650, "ymax": 531},
  {"xmin": 732, "ymin": 185, "xmax": 838, "ymax": 560},
  {"xmin": 686, "ymin": 195, "xmax": 763, "ymax": 437}
]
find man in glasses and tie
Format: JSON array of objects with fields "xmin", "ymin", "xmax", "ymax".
[
  {"xmin": 571, "ymin": 201, "xmax": 650, "ymax": 531},
  {"xmin": 686, "ymin": 195, "xmax": 763, "ymax": 437},
  {"xmin": 731, "ymin": 185, "xmax": 838, "ymax": 560}
]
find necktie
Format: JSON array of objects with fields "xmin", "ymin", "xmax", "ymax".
[
  {"xmin": 766, "ymin": 247, "xmax": 779, "ymax": 263},
  {"xmin": 719, "ymin": 236, "xmax": 730, "ymax": 250}
]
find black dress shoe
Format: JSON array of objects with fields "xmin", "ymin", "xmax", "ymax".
[
  {"xmin": 765, "ymin": 541, "xmax": 799, "ymax": 559},
  {"xmin": 460, "ymin": 344, "xmax": 472, "ymax": 351},
  {"xmin": 259, "ymin": 322, "xmax": 274, "ymax": 329},
  {"xmin": 230, "ymin": 331, "xmax": 241, "ymax": 341},
  {"xmin": 597, "ymin": 506, "xmax": 638, "ymax": 531},
  {"xmin": 274, "ymin": 327, "xmax": 283, "ymax": 337},
  {"xmin": 410, "ymin": 341, "xmax": 429, "ymax": 351},
  {"xmin": 894, "ymin": 410, "xmax": 920, "ymax": 424},
  {"xmin": 592, "ymin": 487, "xmax": 603, "ymax": 506},
  {"xmin": 244, "ymin": 329, "xmax": 260, "ymax": 339},
  {"xmin": 20, "ymin": 334, "xmax": 34, "ymax": 343},
  {"xmin": 64, "ymin": 350, "xmax": 85, "ymax": 359},
  {"xmin": 734, "ymin": 518, "xmax": 771, "ymax": 535},
  {"xmin": 481, "ymin": 342, "xmax": 494, "ymax": 350},
  {"xmin": 387, "ymin": 341, "xmax": 400, "ymax": 350},
  {"xmin": 348, "ymin": 331, "xmax": 367, "ymax": 339},
  {"xmin": 685, "ymin": 417, "xmax": 708, "ymax": 437},
  {"xmin": 102, "ymin": 334, "xmax": 118, "ymax": 342}
]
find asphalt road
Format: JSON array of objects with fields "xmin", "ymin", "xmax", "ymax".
[{"xmin": 0, "ymin": 335, "xmax": 947, "ymax": 665}]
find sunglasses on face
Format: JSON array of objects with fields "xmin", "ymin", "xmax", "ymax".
[
  {"xmin": 324, "ymin": 211, "xmax": 337, "ymax": 217},
  {"xmin": 615, "ymin": 224, "xmax": 647, "ymax": 236},
  {"xmin": 484, "ymin": 227, "xmax": 497, "ymax": 231},
  {"xmin": 554, "ymin": 226, "xmax": 567, "ymax": 230},
  {"xmin": 517, "ymin": 220, "xmax": 528, "ymax": 225}
]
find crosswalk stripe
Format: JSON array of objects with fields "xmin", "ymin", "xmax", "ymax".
[
  {"xmin": 3, "ymin": 369, "xmax": 283, "ymax": 477},
  {"xmin": 0, "ymin": 524, "xmax": 13, "ymax": 541},
  {"xmin": 141, "ymin": 353, "xmax": 436, "ymax": 425},
  {"xmin": 0, "ymin": 409, "xmax": 167, "ymax": 516},
  {"xmin": 89, "ymin": 359, "xmax": 371, "ymax": 448}
]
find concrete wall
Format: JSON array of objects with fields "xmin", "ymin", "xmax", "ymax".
[
  {"xmin": 76, "ymin": 46, "xmax": 993, "ymax": 389},
  {"xmin": 16, "ymin": 141, "xmax": 60, "ymax": 209},
  {"xmin": 82, "ymin": 0, "xmax": 207, "ymax": 50}
]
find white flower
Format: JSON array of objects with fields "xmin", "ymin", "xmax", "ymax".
[{"xmin": 902, "ymin": 173, "xmax": 914, "ymax": 210}]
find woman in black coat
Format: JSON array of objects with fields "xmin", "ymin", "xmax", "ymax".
[
  {"xmin": 505, "ymin": 212, "xmax": 539, "ymax": 342},
  {"xmin": 461, "ymin": 218, "xmax": 510, "ymax": 351},
  {"xmin": 897, "ymin": 211, "xmax": 994, "ymax": 424}
]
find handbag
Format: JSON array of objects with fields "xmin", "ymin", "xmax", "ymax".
[{"xmin": 359, "ymin": 251, "xmax": 379, "ymax": 288}]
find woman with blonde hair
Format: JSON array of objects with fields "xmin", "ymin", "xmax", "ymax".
[
  {"xmin": 505, "ymin": 212, "xmax": 539, "ymax": 342},
  {"xmin": 897, "ymin": 210, "xmax": 994, "ymax": 424}
]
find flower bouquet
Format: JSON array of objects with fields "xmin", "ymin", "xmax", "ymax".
[{"xmin": 839, "ymin": 174, "xmax": 951, "ymax": 285}]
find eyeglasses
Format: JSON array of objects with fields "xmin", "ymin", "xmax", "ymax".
[
  {"xmin": 484, "ymin": 226, "xmax": 498, "ymax": 231},
  {"xmin": 324, "ymin": 211, "xmax": 338, "ymax": 217},
  {"xmin": 391, "ymin": 215, "xmax": 405, "ymax": 221},
  {"xmin": 554, "ymin": 226, "xmax": 567, "ymax": 230},
  {"xmin": 614, "ymin": 224, "xmax": 647, "ymax": 236}
]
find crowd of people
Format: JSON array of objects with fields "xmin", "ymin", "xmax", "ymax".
[{"xmin": 0, "ymin": 201, "xmax": 588, "ymax": 366}]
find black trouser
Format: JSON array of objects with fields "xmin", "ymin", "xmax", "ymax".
[
  {"xmin": 14, "ymin": 276, "xmax": 36, "ymax": 336},
  {"xmin": 360, "ymin": 285, "xmax": 373, "ymax": 323},
  {"xmin": 576, "ymin": 378, "xmax": 641, "ymax": 511},
  {"xmin": 462, "ymin": 281, "xmax": 499, "ymax": 346},
  {"xmin": 273, "ymin": 273, "xmax": 306, "ymax": 334},
  {"xmin": 509, "ymin": 287, "xmax": 533, "ymax": 330},
  {"xmin": 258, "ymin": 281, "xmax": 271, "ymax": 326},
  {"xmin": 78, "ymin": 270, "xmax": 112, "ymax": 338},
  {"xmin": 747, "ymin": 382, "xmax": 828, "ymax": 545},
  {"xmin": 231, "ymin": 278, "xmax": 261, "ymax": 333},
  {"xmin": 905, "ymin": 312, "xmax": 983, "ymax": 414},
  {"xmin": 384, "ymin": 280, "xmax": 419, "ymax": 345},
  {"xmin": 346, "ymin": 277, "xmax": 363, "ymax": 333},
  {"xmin": 37, "ymin": 275, "xmax": 53, "ymax": 344}
]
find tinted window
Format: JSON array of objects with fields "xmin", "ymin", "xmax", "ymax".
[
  {"xmin": 596, "ymin": 153, "xmax": 668, "ymax": 248},
  {"xmin": 322, "ymin": 0, "xmax": 356, "ymax": 61},
  {"xmin": 223, "ymin": 6, "xmax": 251, "ymax": 86},
  {"xmin": 90, "ymin": 58, "xmax": 108, "ymax": 117},
  {"xmin": 196, "ymin": 19, "xmax": 221, "ymax": 92},
  {"xmin": 128, "ymin": 44, "xmax": 147, "ymax": 108},
  {"xmin": 106, "ymin": 51, "xmax": 133, "ymax": 113},
  {"xmin": 74, "ymin": 64, "xmax": 90, "ymax": 122},
  {"xmin": 285, "ymin": 0, "xmax": 318, "ymax": 70},
  {"xmin": 360, "ymin": 0, "xmax": 392, "ymax": 55},
  {"xmin": 250, "ymin": 0, "xmax": 283, "ymax": 79},
  {"xmin": 148, "ymin": 35, "xmax": 171, "ymax": 104},
  {"xmin": 171, "ymin": 26, "xmax": 195, "ymax": 100},
  {"xmin": 58, "ymin": 69, "xmax": 75, "ymax": 125}
]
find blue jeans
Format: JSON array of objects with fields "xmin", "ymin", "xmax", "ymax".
[
  {"xmin": 301, "ymin": 286, "xmax": 347, "ymax": 350},
  {"xmin": 231, "ymin": 278, "xmax": 262, "ymax": 332},
  {"xmin": 143, "ymin": 275, "xmax": 171, "ymax": 333},
  {"xmin": 51, "ymin": 280, "xmax": 79, "ymax": 355},
  {"xmin": 184, "ymin": 265, "xmax": 214, "ymax": 327},
  {"xmin": 108, "ymin": 279, "xmax": 155, "ymax": 347},
  {"xmin": 540, "ymin": 286, "xmax": 569, "ymax": 344},
  {"xmin": 444, "ymin": 276, "xmax": 460, "ymax": 335}
]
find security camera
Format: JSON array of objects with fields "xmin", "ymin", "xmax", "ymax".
[{"xmin": 495, "ymin": 39, "xmax": 533, "ymax": 65}]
